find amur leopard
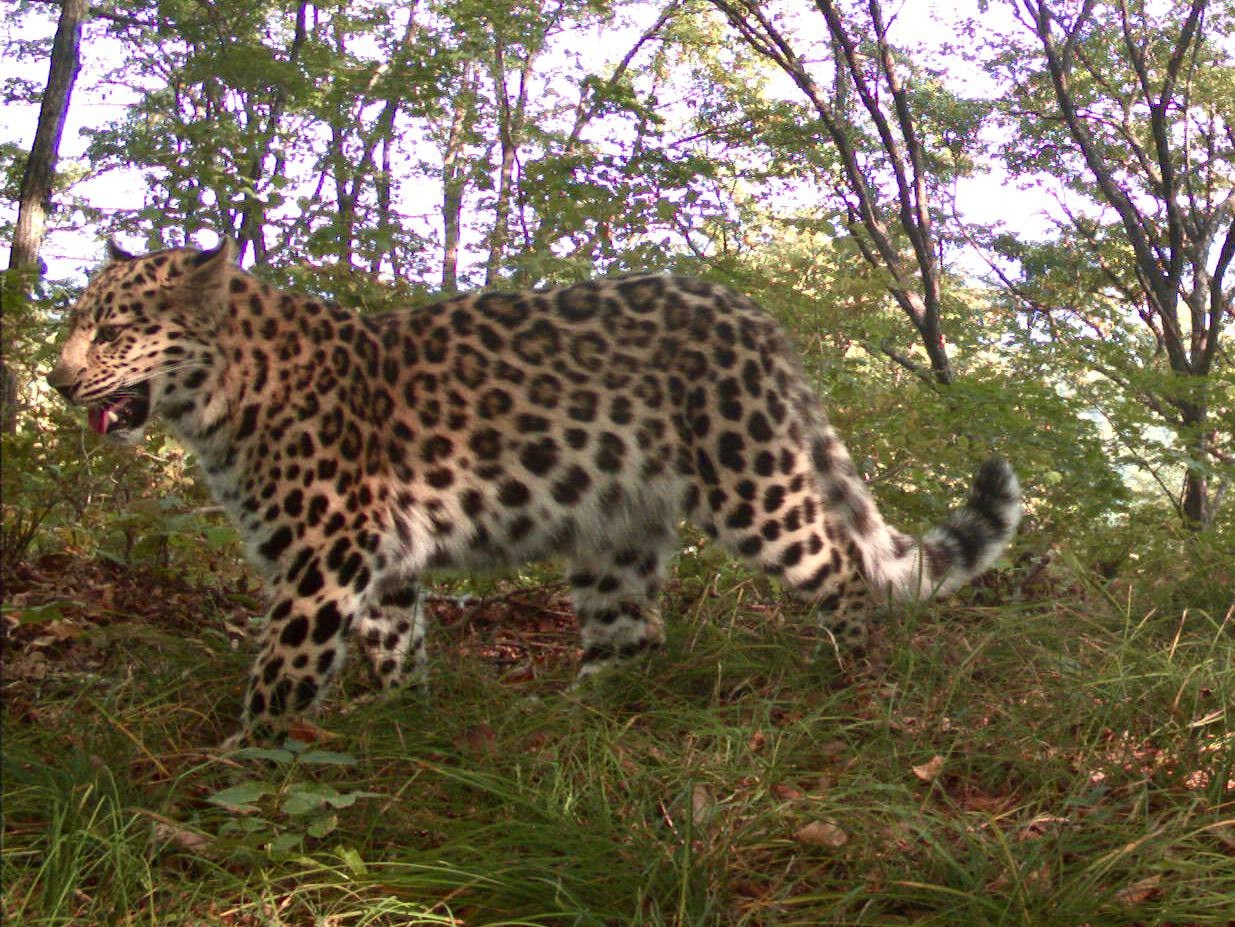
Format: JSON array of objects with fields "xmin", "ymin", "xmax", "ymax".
[{"xmin": 49, "ymin": 241, "xmax": 1021, "ymax": 745}]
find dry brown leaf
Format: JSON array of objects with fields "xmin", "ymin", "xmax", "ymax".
[
  {"xmin": 454, "ymin": 722, "xmax": 498, "ymax": 757},
  {"xmin": 795, "ymin": 820, "xmax": 848, "ymax": 848},
  {"xmin": 1018, "ymin": 814, "xmax": 1070, "ymax": 840},
  {"xmin": 286, "ymin": 719, "xmax": 337, "ymax": 745},
  {"xmin": 501, "ymin": 663, "xmax": 536, "ymax": 684},
  {"xmin": 1026, "ymin": 862, "xmax": 1052, "ymax": 891},
  {"xmin": 818, "ymin": 739, "xmax": 848, "ymax": 760},
  {"xmin": 1113, "ymin": 874, "xmax": 1161, "ymax": 906},
  {"xmin": 883, "ymin": 820, "xmax": 913, "ymax": 849},
  {"xmin": 523, "ymin": 730, "xmax": 552, "ymax": 754},
  {"xmin": 1211, "ymin": 824, "xmax": 1235, "ymax": 851},
  {"xmin": 962, "ymin": 794, "xmax": 1009, "ymax": 814},
  {"xmin": 772, "ymin": 783, "xmax": 803, "ymax": 800},
  {"xmin": 747, "ymin": 729, "xmax": 766, "ymax": 752},
  {"xmin": 691, "ymin": 784, "xmax": 712, "ymax": 824},
  {"xmin": 31, "ymin": 620, "xmax": 82, "ymax": 649},
  {"xmin": 153, "ymin": 820, "xmax": 213, "ymax": 853},
  {"xmin": 911, "ymin": 754, "xmax": 945, "ymax": 783},
  {"xmin": 4, "ymin": 653, "xmax": 49, "ymax": 681}
]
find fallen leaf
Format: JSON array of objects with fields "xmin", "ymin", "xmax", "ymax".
[
  {"xmin": 817, "ymin": 739, "xmax": 848, "ymax": 759},
  {"xmin": 1029, "ymin": 862, "xmax": 1051, "ymax": 890},
  {"xmin": 286, "ymin": 720, "xmax": 336, "ymax": 745},
  {"xmin": 1113, "ymin": 874, "xmax": 1161, "ymax": 906},
  {"xmin": 1211, "ymin": 824, "xmax": 1235, "ymax": 851},
  {"xmin": 153, "ymin": 820, "xmax": 212, "ymax": 853},
  {"xmin": 523, "ymin": 730, "xmax": 552, "ymax": 753},
  {"xmin": 911, "ymin": 754, "xmax": 945, "ymax": 783},
  {"xmin": 691, "ymin": 783, "xmax": 713, "ymax": 824},
  {"xmin": 961, "ymin": 794, "xmax": 1008, "ymax": 814},
  {"xmin": 32, "ymin": 619, "xmax": 83, "ymax": 648},
  {"xmin": 1017, "ymin": 814, "xmax": 1070, "ymax": 840},
  {"xmin": 454, "ymin": 722, "xmax": 498, "ymax": 757},
  {"xmin": 4, "ymin": 653, "xmax": 49, "ymax": 681},
  {"xmin": 502, "ymin": 663, "xmax": 536, "ymax": 684},
  {"xmin": 772, "ymin": 783, "xmax": 803, "ymax": 800},
  {"xmin": 795, "ymin": 820, "xmax": 848, "ymax": 848},
  {"xmin": 984, "ymin": 862, "xmax": 1051, "ymax": 894},
  {"xmin": 883, "ymin": 820, "xmax": 912, "ymax": 848}
]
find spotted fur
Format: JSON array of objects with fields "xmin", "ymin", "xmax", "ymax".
[{"xmin": 48, "ymin": 241, "xmax": 1021, "ymax": 743}]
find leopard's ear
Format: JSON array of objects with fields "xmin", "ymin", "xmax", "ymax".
[
  {"xmin": 106, "ymin": 240, "xmax": 136, "ymax": 263},
  {"xmin": 190, "ymin": 237, "xmax": 239, "ymax": 272},
  {"xmin": 183, "ymin": 238, "xmax": 239, "ymax": 317}
]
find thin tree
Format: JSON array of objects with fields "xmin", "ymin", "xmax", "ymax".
[
  {"xmin": 1010, "ymin": 0, "xmax": 1233, "ymax": 525},
  {"xmin": 484, "ymin": 17, "xmax": 541, "ymax": 287},
  {"xmin": 440, "ymin": 61, "xmax": 478, "ymax": 293},
  {"xmin": 709, "ymin": 0, "xmax": 956, "ymax": 385},
  {"xmin": 3, "ymin": 0, "xmax": 89, "ymax": 433}
]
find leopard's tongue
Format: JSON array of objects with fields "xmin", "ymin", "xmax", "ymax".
[{"xmin": 88, "ymin": 404, "xmax": 114, "ymax": 435}]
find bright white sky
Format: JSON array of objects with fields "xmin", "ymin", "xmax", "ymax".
[{"xmin": 2, "ymin": 0, "xmax": 1060, "ymax": 282}]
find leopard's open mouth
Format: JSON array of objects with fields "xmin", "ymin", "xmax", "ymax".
[{"xmin": 87, "ymin": 381, "xmax": 151, "ymax": 435}]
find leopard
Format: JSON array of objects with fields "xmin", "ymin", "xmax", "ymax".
[{"xmin": 48, "ymin": 240, "xmax": 1021, "ymax": 745}]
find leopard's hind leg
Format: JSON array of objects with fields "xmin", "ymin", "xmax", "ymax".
[
  {"xmin": 569, "ymin": 518, "xmax": 679, "ymax": 681},
  {"xmin": 354, "ymin": 575, "xmax": 429, "ymax": 693}
]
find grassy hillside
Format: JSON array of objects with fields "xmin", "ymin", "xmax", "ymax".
[{"xmin": 3, "ymin": 550, "xmax": 1232, "ymax": 926}]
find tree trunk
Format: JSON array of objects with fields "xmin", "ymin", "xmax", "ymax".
[
  {"xmin": 4, "ymin": 0, "xmax": 88, "ymax": 434},
  {"xmin": 1179, "ymin": 403, "xmax": 1214, "ymax": 527},
  {"xmin": 1013, "ymin": 0, "xmax": 1230, "ymax": 527},
  {"xmin": 1182, "ymin": 457, "xmax": 1210, "ymax": 526},
  {"xmin": 375, "ymin": 134, "xmax": 398, "ymax": 279},
  {"xmin": 485, "ymin": 37, "xmax": 531, "ymax": 287},
  {"xmin": 9, "ymin": 0, "xmax": 87, "ymax": 272},
  {"xmin": 237, "ymin": 0, "xmax": 309, "ymax": 267},
  {"xmin": 440, "ymin": 63, "xmax": 476, "ymax": 293}
]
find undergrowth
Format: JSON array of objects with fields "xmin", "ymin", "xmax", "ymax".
[{"xmin": 2, "ymin": 551, "xmax": 1232, "ymax": 926}]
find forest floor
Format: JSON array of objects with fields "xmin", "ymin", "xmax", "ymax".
[{"xmin": 2, "ymin": 548, "xmax": 1233, "ymax": 926}]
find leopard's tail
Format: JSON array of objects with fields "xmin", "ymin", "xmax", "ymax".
[{"xmin": 818, "ymin": 442, "xmax": 1021, "ymax": 601}]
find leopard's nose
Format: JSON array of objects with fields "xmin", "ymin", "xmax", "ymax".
[{"xmin": 46, "ymin": 364, "xmax": 78, "ymax": 402}]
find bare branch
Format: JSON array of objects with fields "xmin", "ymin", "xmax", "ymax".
[
  {"xmin": 1203, "ymin": 211, "xmax": 1235, "ymax": 371},
  {"xmin": 709, "ymin": 0, "xmax": 954, "ymax": 382},
  {"xmin": 565, "ymin": 0, "xmax": 681, "ymax": 154},
  {"xmin": 874, "ymin": 338, "xmax": 936, "ymax": 385},
  {"xmin": 23, "ymin": 0, "xmax": 155, "ymax": 31}
]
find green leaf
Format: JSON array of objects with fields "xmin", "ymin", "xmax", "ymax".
[
  {"xmin": 323, "ymin": 789, "xmax": 380, "ymax": 809},
  {"xmin": 232, "ymin": 746, "xmax": 297, "ymax": 764},
  {"xmin": 307, "ymin": 814, "xmax": 339, "ymax": 838},
  {"xmin": 233, "ymin": 817, "xmax": 273, "ymax": 835},
  {"xmin": 202, "ymin": 525, "xmax": 238, "ymax": 548},
  {"xmin": 337, "ymin": 846, "xmax": 368, "ymax": 876},
  {"xmin": 281, "ymin": 790, "xmax": 327, "ymax": 816},
  {"xmin": 3, "ymin": 602, "xmax": 65, "ymax": 625},
  {"xmin": 296, "ymin": 749, "xmax": 358, "ymax": 766},
  {"xmin": 208, "ymin": 782, "xmax": 274, "ymax": 809},
  {"xmin": 269, "ymin": 832, "xmax": 304, "ymax": 855}
]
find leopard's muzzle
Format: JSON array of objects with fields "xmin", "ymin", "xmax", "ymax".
[{"xmin": 85, "ymin": 381, "xmax": 152, "ymax": 436}]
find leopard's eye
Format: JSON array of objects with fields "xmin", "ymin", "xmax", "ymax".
[{"xmin": 94, "ymin": 324, "xmax": 122, "ymax": 344}]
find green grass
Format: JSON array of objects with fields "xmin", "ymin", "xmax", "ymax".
[{"xmin": 2, "ymin": 557, "xmax": 1232, "ymax": 926}]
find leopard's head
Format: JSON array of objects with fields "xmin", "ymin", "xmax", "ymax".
[{"xmin": 47, "ymin": 239, "xmax": 238, "ymax": 442}]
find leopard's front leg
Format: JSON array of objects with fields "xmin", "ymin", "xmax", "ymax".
[{"xmin": 222, "ymin": 572, "xmax": 363, "ymax": 748}]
